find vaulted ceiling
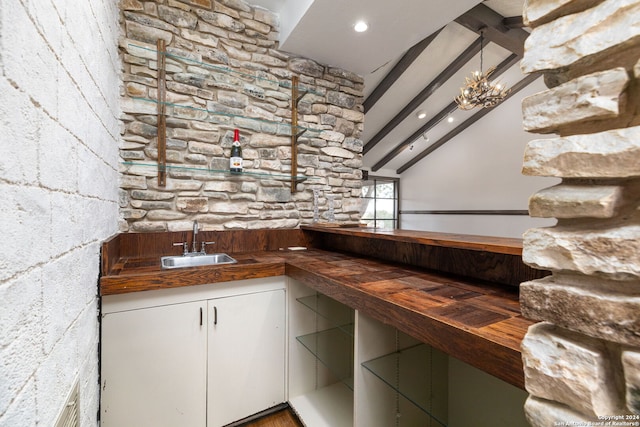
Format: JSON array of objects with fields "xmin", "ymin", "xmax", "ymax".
[{"xmin": 248, "ymin": 0, "xmax": 534, "ymax": 176}]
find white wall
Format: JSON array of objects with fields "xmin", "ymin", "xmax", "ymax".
[
  {"xmin": 399, "ymin": 78, "xmax": 559, "ymax": 238},
  {"xmin": 0, "ymin": 0, "xmax": 119, "ymax": 425}
]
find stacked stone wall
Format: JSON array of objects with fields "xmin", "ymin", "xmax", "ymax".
[
  {"xmin": 118, "ymin": 0, "xmax": 364, "ymax": 232},
  {"xmin": 519, "ymin": 0, "xmax": 640, "ymax": 424}
]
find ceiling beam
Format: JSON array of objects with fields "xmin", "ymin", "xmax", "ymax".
[
  {"xmin": 502, "ymin": 16, "xmax": 525, "ymax": 29},
  {"xmin": 454, "ymin": 4, "xmax": 529, "ymax": 56},
  {"xmin": 371, "ymin": 102, "xmax": 457, "ymax": 171},
  {"xmin": 363, "ymin": 37, "xmax": 483, "ymax": 155},
  {"xmin": 371, "ymin": 53, "xmax": 521, "ymax": 172},
  {"xmin": 396, "ymin": 73, "xmax": 540, "ymax": 174},
  {"xmin": 364, "ymin": 28, "xmax": 443, "ymax": 113}
]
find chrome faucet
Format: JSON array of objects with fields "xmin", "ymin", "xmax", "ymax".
[
  {"xmin": 192, "ymin": 220, "xmax": 199, "ymax": 253},
  {"xmin": 172, "ymin": 221, "xmax": 215, "ymax": 256}
]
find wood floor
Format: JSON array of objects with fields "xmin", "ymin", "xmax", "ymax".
[{"xmin": 241, "ymin": 407, "xmax": 303, "ymax": 427}]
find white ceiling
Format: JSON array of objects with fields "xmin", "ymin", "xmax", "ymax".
[
  {"xmin": 251, "ymin": 0, "xmax": 485, "ymax": 75},
  {"xmin": 248, "ymin": 0, "xmax": 528, "ymax": 175}
]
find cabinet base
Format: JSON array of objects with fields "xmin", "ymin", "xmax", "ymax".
[
  {"xmin": 224, "ymin": 402, "xmax": 291, "ymax": 426},
  {"xmin": 289, "ymin": 382, "xmax": 353, "ymax": 427}
]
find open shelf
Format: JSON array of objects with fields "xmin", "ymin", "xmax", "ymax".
[
  {"xmin": 125, "ymin": 39, "xmax": 323, "ymax": 193},
  {"xmin": 289, "ymin": 283, "xmax": 355, "ymax": 426},
  {"xmin": 289, "ymin": 382, "xmax": 353, "ymax": 427},
  {"xmin": 296, "ymin": 294, "xmax": 354, "ymax": 336},
  {"xmin": 361, "ymin": 344, "xmax": 448, "ymax": 426},
  {"xmin": 126, "ymin": 42, "xmax": 325, "ymax": 96},
  {"xmin": 130, "ymin": 96, "xmax": 322, "ymax": 136},
  {"xmin": 296, "ymin": 328, "xmax": 354, "ymax": 390},
  {"xmin": 121, "ymin": 161, "xmax": 310, "ymax": 182}
]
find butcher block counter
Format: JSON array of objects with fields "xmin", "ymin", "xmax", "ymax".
[{"xmin": 99, "ymin": 226, "xmax": 548, "ymax": 389}]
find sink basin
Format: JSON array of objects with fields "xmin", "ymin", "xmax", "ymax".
[{"xmin": 161, "ymin": 253, "xmax": 237, "ymax": 269}]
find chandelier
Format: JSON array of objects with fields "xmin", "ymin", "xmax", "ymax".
[{"xmin": 455, "ymin": 30, "xmax": 509, "ymax": 110}]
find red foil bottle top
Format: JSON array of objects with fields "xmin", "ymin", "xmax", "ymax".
[{"xmin": 233, "ymin": 129, "xmax": 240, "ymax": 142}]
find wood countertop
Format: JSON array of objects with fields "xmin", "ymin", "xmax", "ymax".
[
  {"xmin": 100, "ymin": 251, "xmax": 289, "ymax": 295},
  {"xmin": 100, "ymin": 245, "xmax": 532, "ymax": 389},
  {"xmin": 284, "ymin": 249, "xmax": 529, "ymax": 390},
  {"xmin": 300, "ymin": 225, "xmax": 525, "ymax": 255}
]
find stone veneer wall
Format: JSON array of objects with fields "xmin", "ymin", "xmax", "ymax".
[
  {"xmin": 519, "ymin": 0, "xmax": 640, "ymax": 424},
  {"xmin": 118, "ymin": 0, "xmax": 364, "ymax": 232}
]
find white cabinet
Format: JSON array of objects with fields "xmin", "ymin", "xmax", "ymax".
[
  {"xmin": 101, "ymin": 276, "xmax": 527, "ymax": 427},
  {"xmin": 101, "ymin": 300, "xmax": 207, "ymax": 427},
  {"xmin": 100, "ymin": 277, "xmax": 286, "ymax": 427},
  {"xmin": 207, "ymin": 290, "xmax": 285, "ymax": 426}
]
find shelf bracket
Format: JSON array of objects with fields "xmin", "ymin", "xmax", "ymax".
[
  {"xmin": 290, "ymin": 75, "xmax": 300, "ymax": 193},
  {"xmin": 296, "ymin": 91, "xmax": 307, "ymax": 104},
  {"xmin": 157, "ymin": 39, "xmax": 167, "ymax": 187}
]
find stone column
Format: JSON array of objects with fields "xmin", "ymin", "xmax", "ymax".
[{"xmin": 519, "ymin": 0, "xmax": 640, "ymax": 424}]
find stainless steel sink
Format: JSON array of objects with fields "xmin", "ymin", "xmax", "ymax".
[{"xmin": 161, "ymin": 253, "xmax": 237, "ymax": 269}]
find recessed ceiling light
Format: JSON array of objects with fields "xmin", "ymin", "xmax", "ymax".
[
  {"xmin": 354, "ymin": 21, "xmax": 368, "ymax": 32},
  {"xmin": 416, "ymin": 110, "xmax": 427, "ymax": 119},
  {"xmin": 447, "ymin": 116, "xmax": 454, "ymax": 123}
]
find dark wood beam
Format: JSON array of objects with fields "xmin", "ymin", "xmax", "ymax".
[
  {"xmin": 363, "ymin": 37, "xmax": 483, "ymax": 155},
  {"xmin": 371, "ymin": 102, "xmax": 457, "ymax": 171},
  {"xmin": 401, "ymin": 209, "xmax": 529, "ymax": 215},
  {"xmin": 396, "ymin": 73, "xmax": 540, "ymax": 174},
  {"xmin": 502, "ymin": 16, "xmax": 525, "ymax": 29},
  {"xmin": 364, "ymin": 28, "xmax": 443, "ymax": 113},
  {"xmin": 454, "ymin": 4, "xmax": 529, "ymax": 56},
  {"xmin": 371, "ymin": 53, "xmax": 521, "ymax": 172}
]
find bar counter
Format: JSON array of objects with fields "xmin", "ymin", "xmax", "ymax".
[{"xmin": 100, "ymin": 226, "xmax": 548, "ymax": 389}]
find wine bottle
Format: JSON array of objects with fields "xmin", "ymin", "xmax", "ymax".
[{"xmin": 229, "ymin": 129, "xmax": 243, "ymax": 173}]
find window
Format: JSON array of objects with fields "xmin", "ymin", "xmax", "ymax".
[{"xmin": 360, "ymin": 176, "xmax": 399, "ymax": 229}]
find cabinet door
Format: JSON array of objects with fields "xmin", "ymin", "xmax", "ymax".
[
  {"xmin": 101, "ymin": 301, "xmax": 207, "ymax": 427},
  {"xmin": 207, "ymin": 289, "xmax": 286, "ymax": 427}
]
